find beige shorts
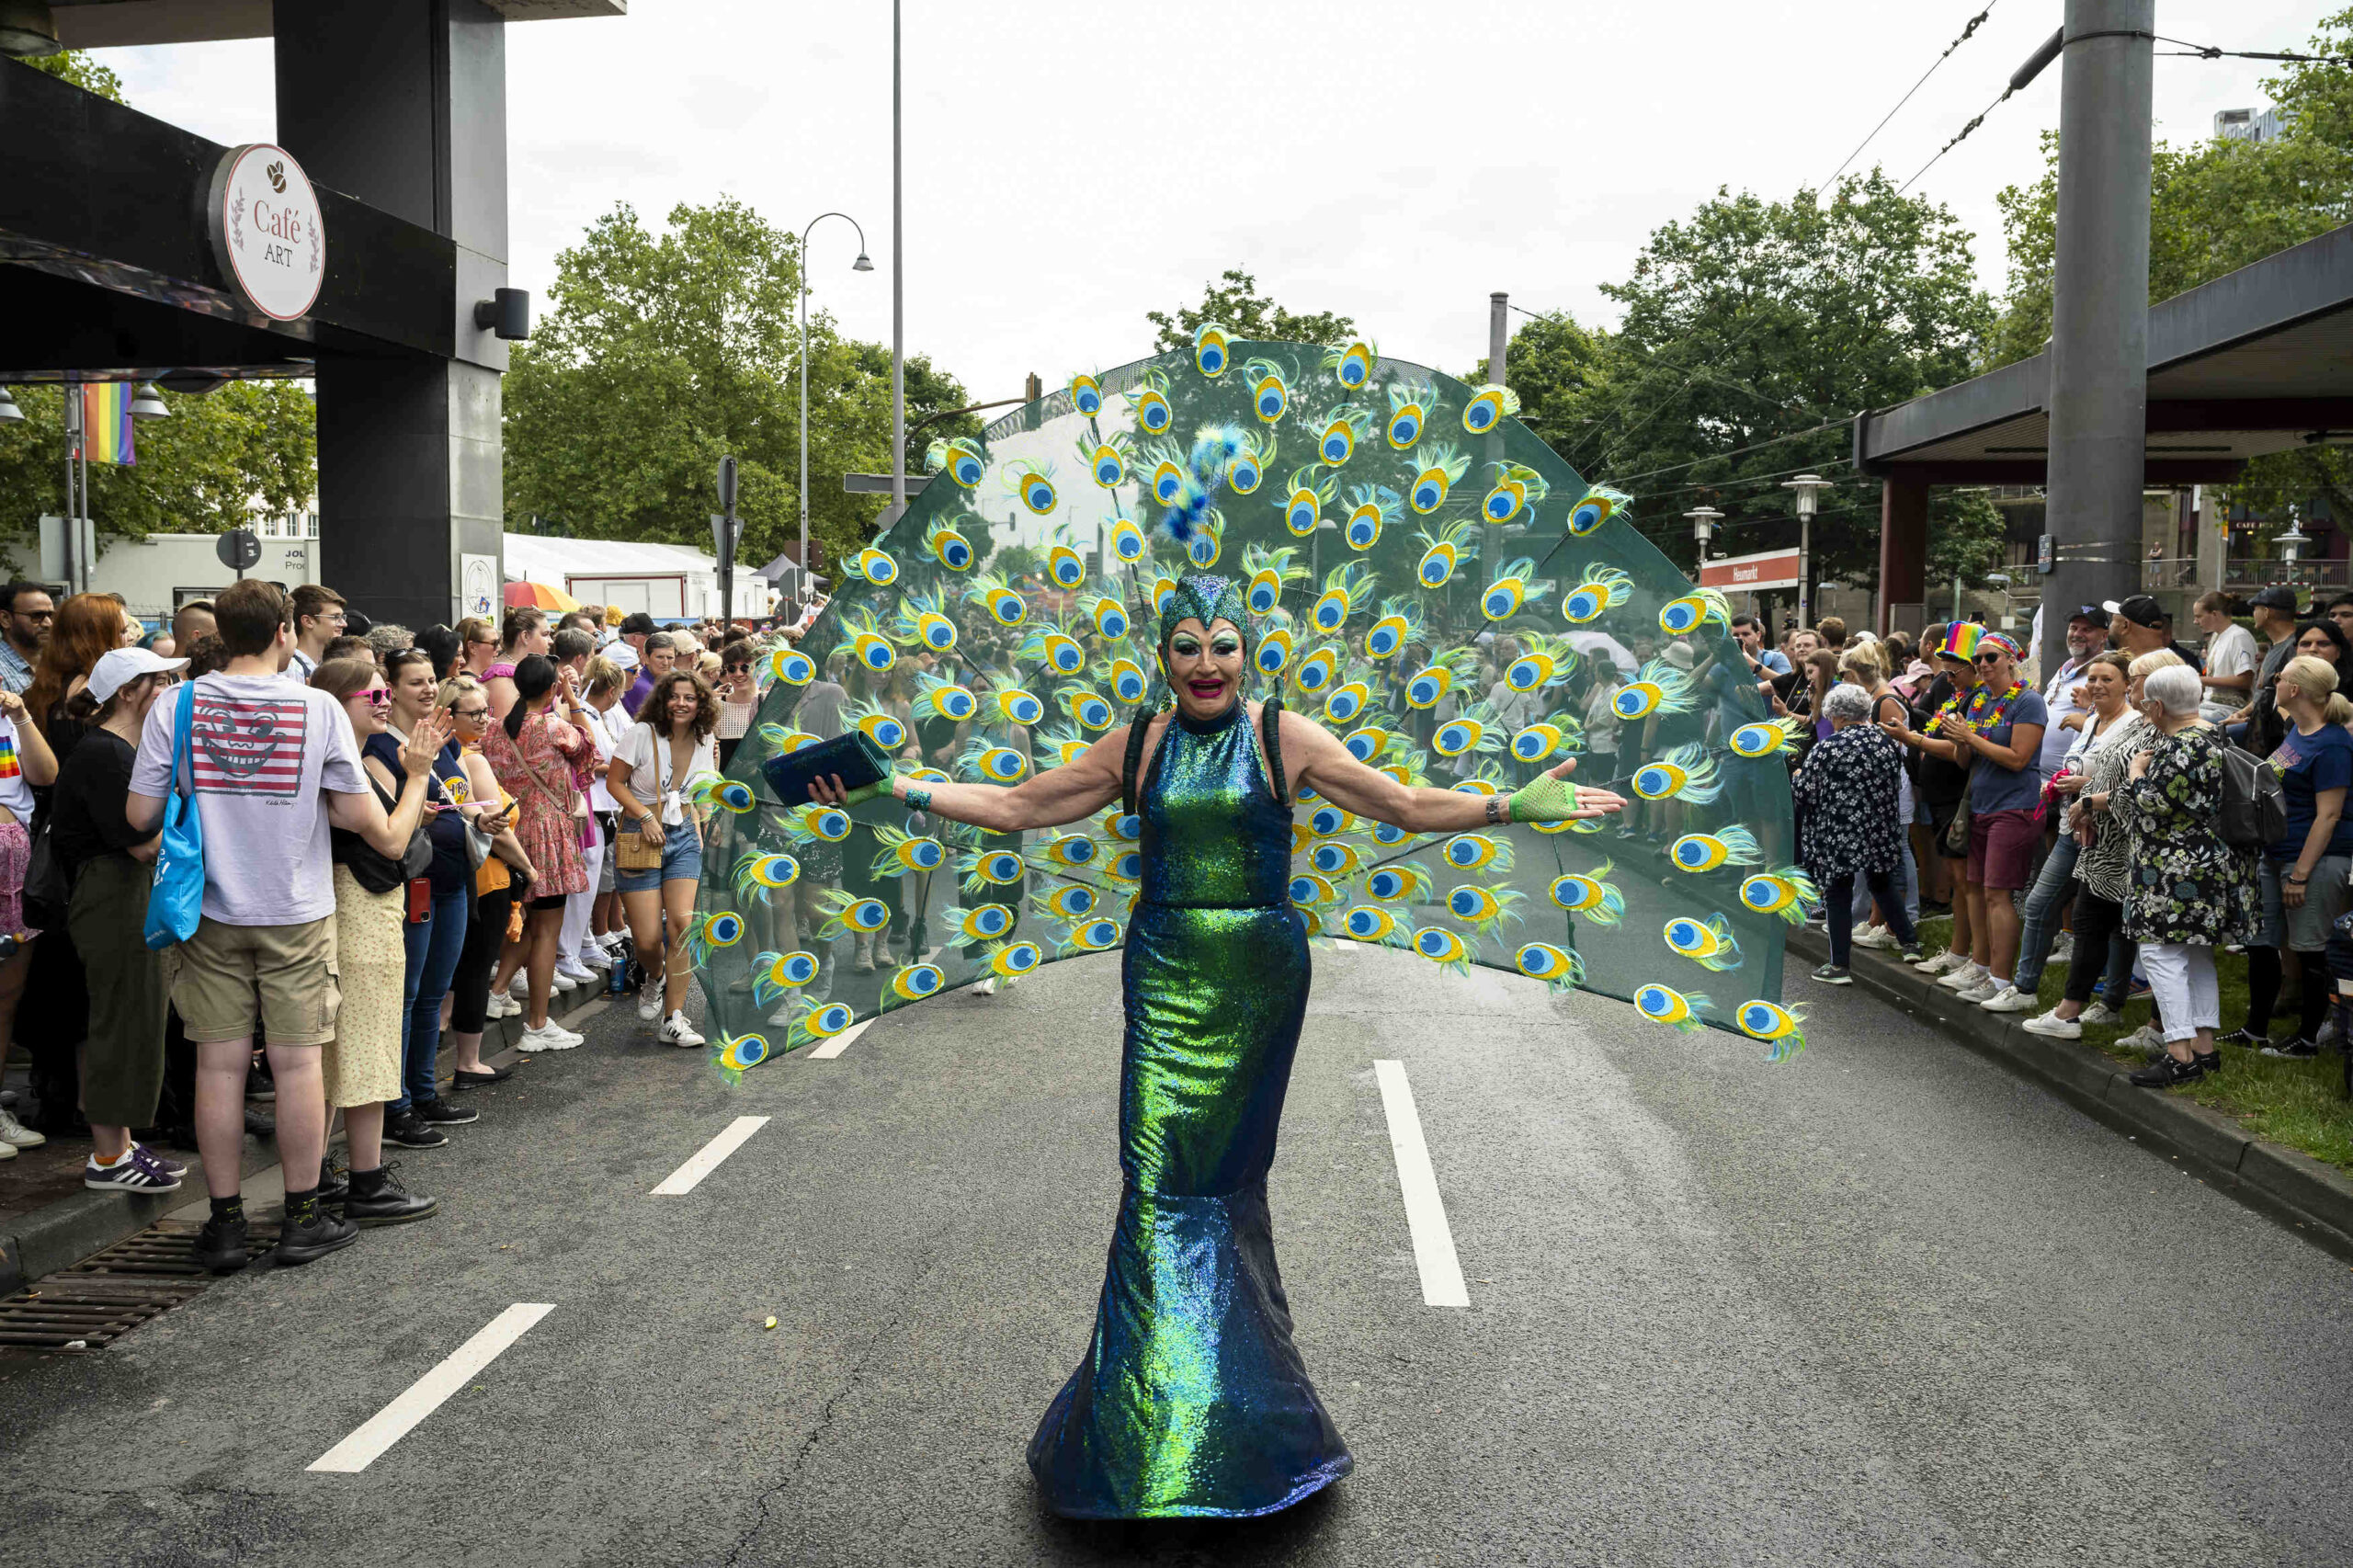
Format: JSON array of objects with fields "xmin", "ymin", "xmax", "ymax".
[{"xmin": 171, "ymin": 915, "xmax": 342, "ymax": 1047}]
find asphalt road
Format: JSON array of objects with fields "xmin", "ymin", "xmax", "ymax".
[{"xmin": 5, "ymin": 946, "xmax": 2352, "ymax": 1567}]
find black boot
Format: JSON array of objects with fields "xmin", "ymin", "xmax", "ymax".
[
  {"xmin": 344, "ymin": 1164, "xmax": 438, "ymax": 1227},
  {"xmin": 317, "ymin": 1155, "xmax": 349, "ymax": 1207}
]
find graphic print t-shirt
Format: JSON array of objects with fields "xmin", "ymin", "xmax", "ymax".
[{"xmin": 131, "ymin": 673, "xmax": 368, "ymax": 926}]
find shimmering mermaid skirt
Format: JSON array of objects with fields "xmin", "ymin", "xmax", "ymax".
[{"xmin": 1028, "ymin": 901, "xmax": 1352, "ymax": 1519}]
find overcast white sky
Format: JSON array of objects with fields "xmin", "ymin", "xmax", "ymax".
[{"xmin": 95, "ymin": 1, "xmax": 2327, "ymax": 398}]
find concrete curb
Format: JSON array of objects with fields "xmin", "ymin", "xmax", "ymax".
[
  {"xmin": 0, "ymin": 977, "xmax": 618, "ymax": 1295},
  {"xmin": 1790, "ymin": 926, "xmax": 2353, "ymax": 1259}
]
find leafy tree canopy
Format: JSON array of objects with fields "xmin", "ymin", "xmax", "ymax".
[
  {"xmin": 0, "ymin": 381, "xmax": 318, "ymax": 544},
  {"xmin": 503, "ymin": 197, "xmax": 977, "ymax": 574},
  {"xmin": 1567, "ymin": 171, "xmax": 1993, "ymax": 585},
  {"xmin": 11, "ymin": 48, "xmax": 124, "ymax": 102},
  {"xmin": 1146, "ymin": 268, "xmax": 1355, "ymax": 356},
  {"xmin": 1992, "ymin": 6, "xmax": 2353, "ymax": 521}
]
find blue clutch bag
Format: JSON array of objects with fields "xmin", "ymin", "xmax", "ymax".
[{"xmin": 761, "ymin": 730, "xmax": 892, "ymax": 807}]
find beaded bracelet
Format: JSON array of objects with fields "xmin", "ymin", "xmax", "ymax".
[{"xmin": 904, "ymin": 786, "xmax": 933, "ymax": 813}]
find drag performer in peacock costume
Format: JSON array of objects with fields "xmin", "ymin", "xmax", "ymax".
[
  {"xmin": 681, "ymin": 329, "xmax": 1806, "ymax": 1517},
  {"xmin": 803, "ymin": 573, "xmax": 1626, "ymax": 1516}
]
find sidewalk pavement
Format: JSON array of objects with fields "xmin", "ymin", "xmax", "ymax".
[
  {"xmin": 1789, "ymin": 925, "xmax": 2353, "ymax": 1260},
  {"xmin": 1, "ymin": 980, "xmax": 615, "ymax": 1295}
]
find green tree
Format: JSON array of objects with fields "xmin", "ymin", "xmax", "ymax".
[
  {"xmin": 1145, "ymin": 268, "xmax": 1355, "ymax": 354},
  {"xmin": 503, "ymin": 197, "xmax": 975, "ymax": 575},
  {"xmin": 10, "ymin": 48, "xmax": 125, "ymax": 102},
  {"xmin": 1990, "ymin": 7, "xmax": 2353, "ymax": 518},
  {"xmin": 0, "ymin": 381, "xmax": 318, "ymax": 543},
  {"xmin": 1462, "ymin": 309, "xmax": 1618, "ymax": 464},
  {"xmin": 1575, "ymin": 171, "xmax": 1995, "ymax": 584}
]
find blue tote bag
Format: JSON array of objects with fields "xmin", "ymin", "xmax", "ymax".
[{"xmin": 143, "ymin": 679, "xmax": 205, "ymax": 949}]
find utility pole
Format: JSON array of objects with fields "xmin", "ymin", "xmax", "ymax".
[
  {"xmin": 1485, "ymin": 290, "xmax": 1508, "ymax": 586},
  {"xmin": 2043, "ymin": 2, "xmax": 2154, "ymax": 637},
  {"xmin": 889, "ymin": 0, "xmax": 905, "ymax": 525}
]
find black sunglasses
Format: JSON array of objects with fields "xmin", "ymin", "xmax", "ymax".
[{"xmin": 1972, "ymin": 652, "xmax": 2007, "ymax": 665}]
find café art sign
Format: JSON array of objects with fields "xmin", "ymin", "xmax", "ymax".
[{"xmin": 205, "ymin": 142, "xmax": 325, "ymax": 322}]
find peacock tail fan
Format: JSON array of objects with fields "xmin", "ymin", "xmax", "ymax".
[{"xmin": 697, "ymin": 336, "xmax": 1792, "ymax": 1070}]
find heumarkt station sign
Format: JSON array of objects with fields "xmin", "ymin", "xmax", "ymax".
[{"xmin": 0, "ymin": 1, "xmax": 626, "ymax": 630}]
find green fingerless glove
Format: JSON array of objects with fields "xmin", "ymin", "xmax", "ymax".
[
  {"xmin": 1504, "ymin": 774, "xmax": 1578, "ymax": 824},
  {"xmin": 842, "ymin": 765, "xmax": 893, "ymax": 807}
]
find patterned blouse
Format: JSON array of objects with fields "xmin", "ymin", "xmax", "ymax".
[
  {"xmin": 1790, "ymin": 722, "xmax": 1905, "ymax": 881},
  {"xmin": 2108, "ymin": 723, "xmax": 2260, "ymax": 946},
  {"xmin": 2070, "ymin": 711, "xmax": 2155, "ymax": 904},
  {"xmin": 483, "ymin": 705, "xmax": 588, "ymax": 899}
]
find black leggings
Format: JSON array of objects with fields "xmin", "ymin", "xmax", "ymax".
[
  {"xmin": 2247, "ymin": 944, "xmax": 2333, "ymax": 1040},
  {"xmin": 2062, "ymin": 892, "xmax": 2129, "ymax": 1006},
  {"xmin": 449, "ymin": 884, "xmax": 514, "ymax": 1035}
]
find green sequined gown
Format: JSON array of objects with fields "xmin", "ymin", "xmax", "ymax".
[{"xmin": 1027, "ymin": 700, "xmax": 1352, "ymax": 1518}]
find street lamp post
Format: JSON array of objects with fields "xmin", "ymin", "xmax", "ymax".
[
  {"xmin": 798, "ymin": 212, "xmax": 872, "ymax": 617},
  {"xmin": 2277, "ymin": 507, "xmax": 2310, "ymax": 587},
  {"xmin": 1683, "ymin": 505, "xmax": 1721, "ymax": 562},
  {"xmin": 1782, "ymin": 472, "xmax": 1834, "ymax": 630}
]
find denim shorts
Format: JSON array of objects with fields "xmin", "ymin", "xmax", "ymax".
[
  {"xmin": 2257, "ymin": 855, "xmax": 2351, "ymax": 952},
  {"xmin": 616, "ymin": 817, "xmax": 703, "ymax": 892}
]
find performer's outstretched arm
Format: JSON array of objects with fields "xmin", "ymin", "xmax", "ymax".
[
  {"xmin": 803, "ymin": 725, "xmax": 1131, "ymax": 834},
  {"xmin": 1282, "ymin": 710, "xmax": 1626, "ymax": 835}
]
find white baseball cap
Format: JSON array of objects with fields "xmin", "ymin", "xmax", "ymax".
[{"xmin": 88, "ymin": 647, "xmax": 189, "ymax": 704}]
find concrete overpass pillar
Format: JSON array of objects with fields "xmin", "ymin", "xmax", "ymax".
[
  {"xmin": 276, "ymin": 0, "xmax": 508, "ymax": 631},
  {"xmin": 1878, "ymin": 475, "xmax": 1929, "ymax": 637}
]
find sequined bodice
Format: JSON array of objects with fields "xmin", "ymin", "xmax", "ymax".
[{"xmin": 1138, "ymin": 702, "xmax": 1290, "ymax": 909}]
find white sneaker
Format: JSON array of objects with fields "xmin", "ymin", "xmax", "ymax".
[
  {"xmin": 0, "ymin": 1139, "xmax": 14, "ymax": 1159},
  {"xmin": 0, "ymin": 1106, "xmax": 48, "ymax": 1148},
  {"xmin": 659, "ymin": 1011, "xmax": 705, "ymax": 1048},
  {"xmin": 638, "ymin": 991, "xmax": 663, "ymax": 1023},
  {"xmin": 485, "ymin": 990, "xmax": 522, "ymax": 1020},
  {"xmin": 2080, "ymin": 1002, "xmax": 2121, "ymax": 1026},
  {"xmin": 2023, "ymin": 1008, "xmax": 2083, "ymax": 1039},
  {"xmin": 1851, "ymin": 925, "xmax": 1899, "ymax": 950},
  {"xmin": 575, "ymin": 947, "xmax": 610, "ymax": 971},
  {"xmin": 508, "ymin": 971, "xmax": 530, "ymax": 996},
  {"xmin": 1981, "ymin": 983, "xmax": 2037, "ymax": 1014},
  {"xmin": 2119, "ymin": 1022, "xmax": 2163, "ymax": 1051},
  {"xmin": 519, "ymin": 1020, "xmax": 581, "ymax": 1051},
  {"xmin": 1915, "ymin": 949, "xmax": 1966, "ymax": 975},
  {"xmin": 1955, "ymin": 977, "xmax": 1999, "ymax": 1004},
  {"xmin": 972, "ymin": 976, "xmax": 997, "ymax": 997},
  {"xmin": 551, "ymin": 971, "xmax": 580, "ymax": 994},
  {"xmin": 1937, "ymin": 961, "xmax": 1989, "ymax": 991},
  {"xmin": 2049, "ymin": 935, "xmax": 2075, "ymax": 964},
  {"xmin": 554, "ymin": 962, "xmax": 597, "ymax": 987}
]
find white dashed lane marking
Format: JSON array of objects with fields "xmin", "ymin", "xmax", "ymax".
[
  {"xmin": 308, "ymin": 1304, "xmax": 556, "ymax": 1473},
  {"xmin": 651, "ymin": 1116, "xmax": 771, "ymax": 1196},
  {"xmin": 1374, "ymin": 1059, "xmax": 1470, "ymax": 1308}
]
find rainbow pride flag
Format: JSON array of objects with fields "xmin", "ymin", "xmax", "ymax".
[{"xmin": 82, "ymin": 382, "xmax": 134, "ymax": 467}]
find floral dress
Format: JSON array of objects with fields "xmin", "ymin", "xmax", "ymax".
[
  {"xmin": 483, "ymin": 707, "xmax": 589, "ymax": 898},
  {"xmin": 1790, "ymin": 722, "xmax": 1905, "ymax": 882},
  {"xmin": 2108, "ymin": 724, "xmax": 2259, "ymax": 945}
]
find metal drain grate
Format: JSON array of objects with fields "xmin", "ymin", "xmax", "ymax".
[{"xmin": 0, "ymin": 1220, "xmax": 280, "ymax": 1350}]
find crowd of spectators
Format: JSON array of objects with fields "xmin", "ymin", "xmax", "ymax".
[
  {"xmin": 1791, "ymin": 586, "xmax": 2353, "ymax": 1093},
  {"xmin": 0, "ymin": 579, "xmax": 799, "ymax": 1274}
]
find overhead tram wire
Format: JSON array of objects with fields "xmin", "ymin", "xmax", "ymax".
[
  {"xmin": 1820, "ymin": 1, "xmax": 2003, "ymax": 190},
  {"xmin": 1893, "ymin": 28, "xmax": 2350, "ymax": 198},
  {"xmin": 1897, "ymin": 23, "xmax": 2063, "ymax": 194}
]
